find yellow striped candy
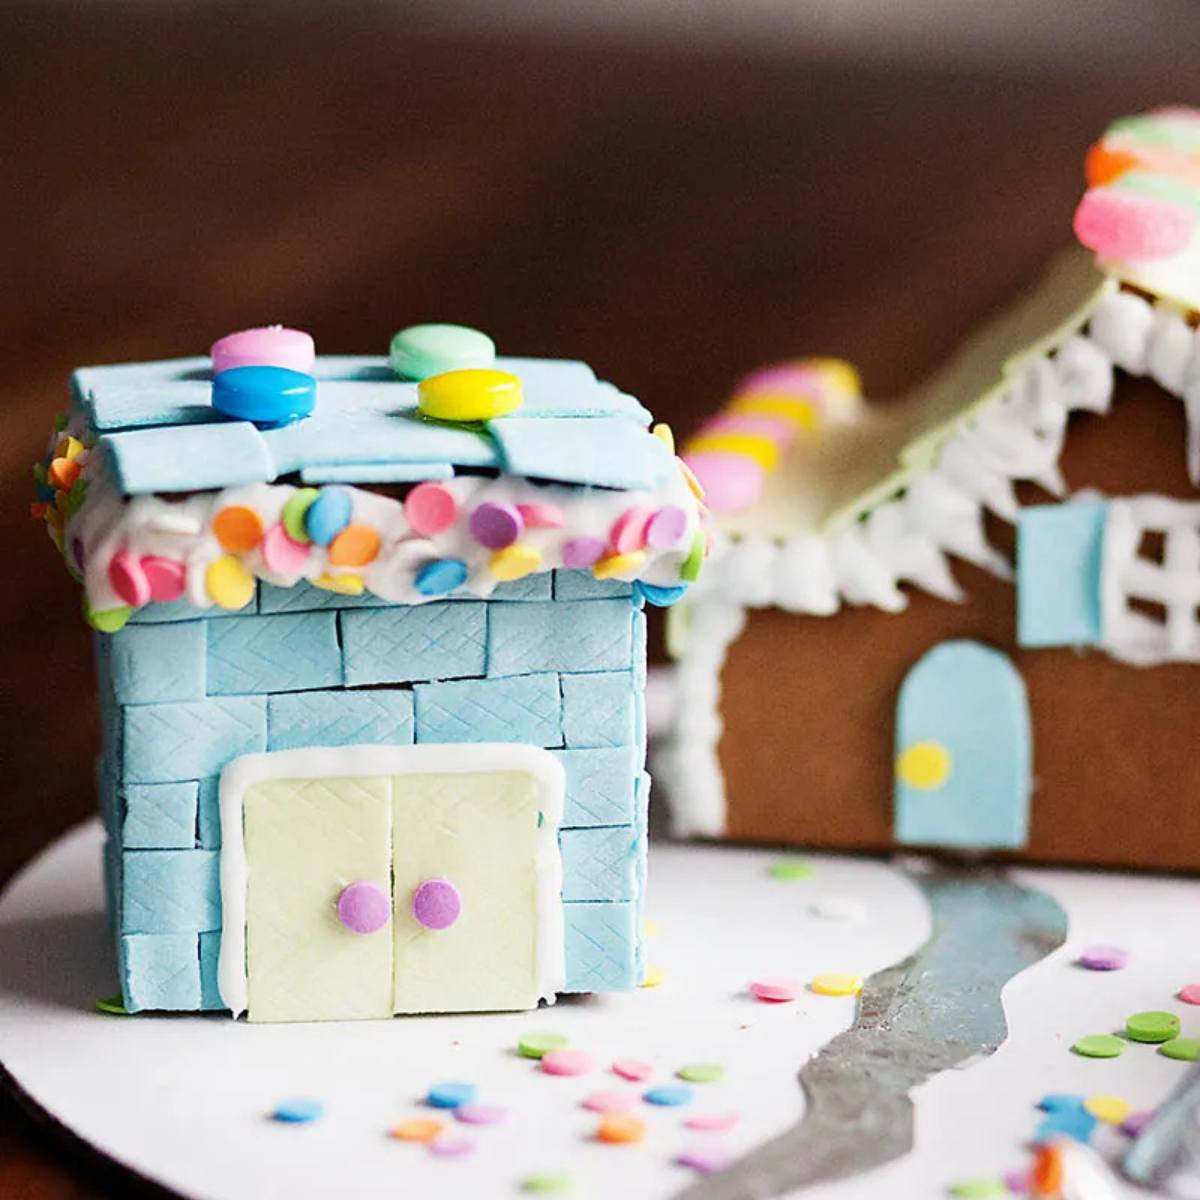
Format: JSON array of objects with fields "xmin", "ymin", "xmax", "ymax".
[{"xmin": 685, "ymin": 432, "xmax": 780, "ymax": 471}]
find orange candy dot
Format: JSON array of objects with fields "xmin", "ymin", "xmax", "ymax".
[
  {"xmin": 389, "ymin": 1118, "xmax": 444, "ymax": 1143},
  {"xmin": 213, "ymin": 505, "xmax": 264, "ymax": 554},
  {"xmin": 328, "ymin": 523, "xmax": 381, "ymax": 567},
  {"xmin": 1085, "ymin": 142, "xmax": 1143, "ymax": 187},
  {"xmin": 48, "ymin": 457, "xmax": 81, "ymax": 491},
  {"xmin": 596, "ymin": 1114, "xmax": 645, "ymax": 1144},
  {"xmin": 1030, "ymin": 1144, "xmax": 1064, "ymax": 1197}
]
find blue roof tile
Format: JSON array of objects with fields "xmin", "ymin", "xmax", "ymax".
[{"xmin": 102, "ymin": 422, "xmax": 274, "ymax": 494}]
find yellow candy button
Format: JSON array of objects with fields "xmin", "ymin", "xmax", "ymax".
[
  {"xmin": 206, "ymin": 555, "xmax": 255, "ymax": 610},
  {"xmin": 55, "ymin": 434, "xmax": 84, "ymax": 461},
  {"xmin": 417, "ymin": 368, "xmax": 523, "ymax": 422},
  {"xmin": 593, "ymin": 550, "xmax": 646, "ymax": 580},
  {"xmin": 897, "ymin": 741, "xmax": 952, "ymax": 790},
  {"xmin": 312, "ymin": 572, "xmax": 365, "ymax": 596},
  {"xmin": 810, "ymin": 973, "xmax": 863, "ymax": 997},
  {"xmin": 1084, "ymin": 1094, "xmax": 1133, "ymax": 1125},
  {"xmin": 685, "ymin": 432, "xmax": 780, "ymax": 471},
  {"xmin": 491, "ymin": 544, "xmax": 541, "ymax": 582},
  {"xmin": 640, "ymin": 965, "xmax": 666, "ymax": 989}
]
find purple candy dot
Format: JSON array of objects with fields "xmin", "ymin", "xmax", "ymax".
[
  {"xmin": 676, "ymin": 1144, "xmax": 733, "ymax": 1174},
  {"xmin": 561, "ymin": 536, "xmax": 606, "ymax": 568},
  {"xmin": 412, "ymin": 878, "xmax": 462, "ymax": 930},
  {"xmin": 336, "ymin": 881, "xmax": 390, "ymax": 934},
  {"xmin": 454, "ymin": 1103, "xmax": 509, "ymax": 1126},
  {"xmin": 1079, "ymin": 945, "xmax": 1128, "ymax": 971},
  {"xmin": 1122, "ymin": 1109, "xmax": 1156, "ymax": 1137},
  {"xmin": 646, "ymin": 505, "xmax": 688, "ymax": 550},
  {"xmin": 1003, "ymin": 1167, "xmax": 1031, "ymax": 1193},
  {"xmin": 429, "ymin": 1135, "xmax": 475, "ymax": 1158},
  {"xmin": 469, "ymin": 501, "xmax": 522, "ymax": 549}
]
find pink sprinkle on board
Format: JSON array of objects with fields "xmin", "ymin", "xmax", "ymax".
[
  {"xmin": 516, "ymin": 502, "xmax": 565, "ymax": 529},
  {"xmin": 260, "ymin": 523, "xmax": 310, "ymax": 575},
  {"xmin": 541, "ymin": 1049, "xmax": 594, "ymax": 1077},
  {"xmin": 611, "ymin": 1060, "xmax": 653, "ymax": 1082},
  {"xmin": 1078, "ymin": 946, "xmax": 1128, "ymax": 971},
  {"xmin": 1179, "ymin": 984, "xmax": 1200, "ymax": 1005},
  {"xmin": 108, "ymin": 549, "xmax": 151, "ymax": 608},
  {"xmin": 582, "ymin": 1091, "xmax": 635, "ymax": 1113},
  {"xmin": 404, "ymin": 482, "xmax": 459, "ymax": 536},
  {"xmin": 454, "ymin": 1103, "xmax": 509, "ymax": 1125},
  {"xmin": 609, "ymin": 507, "xmax": 652, "ymax": 554},
  {"xmin": 676, "ymin": 1144, "xmax": 733, "ymax": 1174},
  {"xmin": 685, "ymin": 1112, "xmax": 740, "ymax": 1132},
  {"xmin": 428, "ymin": 1135, "xmax": 475, "ymax": 1158},
  {"xmin": 140, "ymin": 555, "xmax": 187, "ymax": 603},
  {"xmin": 750, "ymin": 977, "xmax": 801, "ymax": 1003}
]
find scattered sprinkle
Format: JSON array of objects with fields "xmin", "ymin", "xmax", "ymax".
[
  {"xmin": 643, "ymin": 919, "xmax": 659, "ymax": 937},
  {"xmin": 809, "ymin": 895, "xmax": 868, "ymax": 921},
  {"xmin": 685, "ymin": 1112, "xmax": 740, "ymax": 1132},
  {"xmin": 541, "ymin": 1049, "xmax": 594, "ymax": 1077},
  {"xmin": 750, "ymin": 977, "xmax": 801, "ymax": 1003},
  {"xmin": 1159, "ymin": 1037, "xmax": 1200, "ymax": 1062},
  {"xmin": 644, "ymin": 1085, "xmax": 693, "ymax": 1107},
  {"xmin": 1031, "ymin": 1144, "xmax": 1064, "ymax": 1195},
  {"xmin": 1178, "ymin": 984, "xmax": 1200, "ymax": 1006},
  {"xmin": 390, "ymin": 1118, "xmax": 444, "ymax": 1142},
  {"xmin": 429, "ymin": 1135, "xmax": 475, "ymax": 1158},
  {"xmin": 582, "ymin": 1091, "xmax": 635, "ymax": 1113},
  {"xmin": 1078, "ymin": 945, "xmax": 1128, "ymax": 971},
  {"xmin": 1126, "ymin": 1011, "xmax": 1181, "ymax": 1044},
  {"xmin": 1122, "ymin": 1110, "xmax": 1156, "ymax": 1137},
  {"xmin": 677, "ymin": 1063, "xmax": 724, "ymax": 1084},
  {"xmin": 272, "ymin": 1099, "xmax": 324, "ymax": 1123},
  {"xmin": 1037, "ymin": 1094, "xmax": 1085, "ymax": 1113},
  {"xmin": 1072, "ymin": 1034, "xmax": 1125, "ymax": 1059},
  {"xmin": 519, "ymin": 1031, "xmax": 569, "ymax": 1060},
  {"xmin": 768, "ymin": 859, "xmax": 813, "ymax": 881},
  {"xmin": 596, "ymin": 1114, "xmax": 645, "ymax": 1144},
  {"xmin": 427, "ymin": 1082, "xmax": 478, "ymax": 1109},
  {"xmin": 1083, "ymin": 1094, "xmax": 1133, "ymax": 1124},
  {"xmin": 947, "ymin": 1179, "xmax": 1007, "ymax": 1198},
  {"xmin": 809, "ymin": 973, "xmax": 863, "ymax": 997},
  {"xmin": 612, "ymin": 1059, "xmax": 653, "ymax": 1082},
  {"xmin": 521, "ymin": 1173, "xmax": 572, "ymax": 1193},
  {"xmin": 676, "ymin": 1144, "xmax": 733, "ymax": 1174},
  {"xmin": 94, "ymin": 994, "xmax": 128, "ymax": 1015},
  {"xmin": 454, "ymin": 1103, "xmax": 509, "ymax": 1125},
  {"xmin": 640, "ymin": 965, "xmax": 666, "ymax": 989},
  {"xmin": 1002, "ymin": 1168, "xmax": 1031, "ymax": 1194}
]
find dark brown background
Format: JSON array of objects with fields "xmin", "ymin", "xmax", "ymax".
[{"xmin": 4, "ymin": 2, "xmax": 1200, "ymax": 1193}]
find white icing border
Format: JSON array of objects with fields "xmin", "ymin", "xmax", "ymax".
[
  {"xmin": 218, "ymin": 743, "xmax": 566, "ymax": 1018},
  {"xmin": 658, "ymin": 290, "xmax": 1200, "ymax": 838}
]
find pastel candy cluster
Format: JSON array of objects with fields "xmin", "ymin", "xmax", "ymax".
[
  {"xmin": 681, "ymin": 358, "xmax": 862, "ymax": 514},
  {"xmin": 31, "ymin": 425, "xmax": 89, "ymax": 562},
  {"xmin": 210, "ymin": 326, "xmax": 317, "ymax": 427},
  {"xmin": 1074, "ymin": 108, "xmax": 1200, "ymax": 264}
]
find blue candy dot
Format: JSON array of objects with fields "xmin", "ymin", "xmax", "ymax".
[
  {"xmin": 415, "ymin": 558, "xmax": 469, "ymax": 597},
  {"xmin": 635, "ymin": 582, "xmax": 690, "ymax": 608},
  {"xmin": 427, "ymin": 1081, "xmax": 478, "ymax": 1109},
  {"xmin": 272, "ymin": 1098, "xmax": 325, "ymax": 1123},
  {"xmin": 211, "ymin": 365, "xmax": 316, "ymax": 427},
  {"xmin": 1037, "ymin": 1093, "xmax": 1086, "ymax": 1113},
  {"xmin": 643, "ymin": 1085, "xmax": 693, "ymax": 1107},
  {"xmin": 305, "ymin": 487, "xmax": 353, "ymax": 546}
]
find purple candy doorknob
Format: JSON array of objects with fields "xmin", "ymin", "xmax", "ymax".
[
  {"xmin": 336, "ymin": 881, "xmax": 390, "ymax": 934},
  {"xmin": 412, "ymin": 878, "xmax": 462, "ymax": 930}
]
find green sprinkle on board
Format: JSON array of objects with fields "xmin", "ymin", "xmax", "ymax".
[
  {"xmin": 1073, "ymin": 1034, "xmax": 1126, "ymax": 1058},
  {"xmin": 521, "ymin": 1173, "xmax": 572, "ymax": 1193},
  {"xmin": 1159, "ymin": 1037, "xmax": 1200, "ymax": 1062},
  {"xmin": 95, "ymin": 994, "xmax": 129, "ymax": 1015},
  {"xmin": 1126, "ymin": 1011, "xmax": 1181, "ymax": 1043},
  {"xmin": 518, "ymin": 1031, "xmax": 569, "ymax": 1060},
  {"xmin": 768, "ymin": 859, "xmax": 813, "ymax": 881},
  {"xmin": 677, "ymin": 1063, "xmax": 725, "ymax": 1084},
  {"xmin": 948, "ymin": 1180, "xmax": 1008, "ymax": 1198}
]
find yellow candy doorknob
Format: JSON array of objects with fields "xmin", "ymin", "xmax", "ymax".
[{"xmin": 417, "ymin": 369, "xmax": 523, "ymax": 423}]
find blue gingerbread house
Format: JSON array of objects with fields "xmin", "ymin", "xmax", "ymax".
[{"xmin": 36, "ymin": 334, "xmax": 703, "ymax": 1021}]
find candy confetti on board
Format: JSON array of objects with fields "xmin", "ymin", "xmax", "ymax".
[
  {"xmin": 612, "ymin": 1059, "xmax": 653, "ymax": 1082},
  {"xmin": 271, "ymin": 1099, "xmax": 325, "ymax": 1124},
  {"xmin": 540, "ymin": 1049, "xmax": 594, "ymax": 1077},
  {"xmin": 1072, "ymin": 1034, "xmax": 1126, "ymax": 1059},
  {"xmin": 519, "ymin": 1031, "xmax": 569, "ymax": 1060},
  {"xmin": 1126, "ymin": 1011, "xmax": 1181, "ymax": 1043},
  {"xmin": 428, "ymin": 1134, "xmax": 475, "ymax": 1158},
  {"xmin": 520, "ymin": 1172, "xmax": 573, "ymax": 1193},
  {"xmin": 643, "ymin": 1085, "xmax": 693, "ymax": 1107},
  {"xmin": 1077, "ymin": 946, "xmax": 1128, "ymax": 971},
  {"xmin": 1159, "ymin": 1037, "xmax": 1200, "ymax": 1062},
  {"xmin": 640, "ymin": 965, "xmax": 666, "ymax": 989},
  {"xmin": 1178, "ymin": 984, "xmax": 1200, "ymax": 1005},
  {"xmin": 810, "ymin": 973, "xmax": 864, "ymax": 997},
  {"xmin": 582, "ymin": 1091, "xmax": 635, "ymax": 1114},
  {"xmin": 947, "ymin": 1179, "xmax": 1008, "ymax": 1198},
  {"xmin": 685, "ymin": 1112, "xmax": 740, "ymax": 1132},
  {"xmin": 94, "ymin": 994, "xmax": 128, "ymax": 1015},
  {"xmin": 767, "ymin": 859, "xmax": 813, "ymax": 881},
  {"xmin": 1083, "ymin": 1094, "xmax": 1132, "ymax": 1124},
  {"xmin": 677, "ymin": 1063, "xmax": 724, "ymax": 1084},
  {"xmin": 676, "ymin": 1144, "xmax": 734, "ymax": 1175},
  {"xmin": 426, "ymin": 1081, "xmax": 478, "ymax": 1109},
  {"xmin": 454, "ymin": 1103, "xmax": 509, "ymax": 1125},
  {"xmin": 389, "ymin": 1118, "xmax": 445, "ymax": 1142},
  {"xmin": 750, "ymin": 977, "xmax": 801, "ymax": 1003},
  {"xmin": 596, "ymin": 1114, "xmax": 645, "ymax": 1144}
]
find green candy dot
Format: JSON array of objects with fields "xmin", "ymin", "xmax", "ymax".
[
  {"xmin": 520, "ymin": 1173, "xmax": 571, "ymax": 1194},
  {"xmin": 680, "ymin": 531, "xmax": 705, "ymax": 583},
  {"xmin": 282, "ymin": 488, "xmax": 319, "ymax": 544},
  {"xmin": 518, "ymin": 1031, "xmax": 569, "ymax": 1060},
  {"xmin": 1073, "ymin": 1034, "xmax": 1126, "ymax": 1059},
  {"xmin": 389, "ymin": 323, "xmax": 495, "ymax": 382},
  {"xmin": 85, "ymin": 601, "xmax": 132, "ymax": 633},
  {"xmin": 768, "ymin": 859, "xmax": 813, "ymax": 881},
  {"xmin": 95, "ymin": 994, "xmax": 129, "ymax": 1015},
  {"xmin": 677, "ymin": 1063, "xmax": 724, "ymax": 1084},
  {"xmin": 1159, "ymin": 1037, "xmax": 1200, "ymax": 1062},
  {"xmin": 1126, "ymin": 1011, "xmax": 1181, "ymax": 1043},
  {"xmin": 948, "ymin": 1180, "xmax": 1007, "ymax": 1198}
]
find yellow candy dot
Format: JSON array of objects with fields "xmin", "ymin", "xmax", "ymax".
[
  {"xmin": 685, "ymin": 432, "xmax": 779, "ymax": 471},
  {"xmin": 206, "ymin": 555, "xmax": 255, "ymax": 610},
  {"xmin": 807, "ymin": 357, "xmax": 861, "ymax": 396},
  {"xmin": 55, "ymin": 434, "xmax": 84, "ymax": 461},
  {"xmin": 417, "ymin": 368, "xmax": 523, "ymax": 422},
  {"xmin": 729, "ymin": 394, "xmax": 819, "ymax": 431},
  {"xmin": 1084, "ymin": 1094, "xmax": 1133, "ymax": 1125},
  {"xmin": 896, "ymin": 741, "xmax": 952, "ymax": 790},
  {"xmin": 652, "ymin": 423, "xmax": 675, "ymax": 454},
  {"xmin": 312, "ymin": 572, "xmax": 365, "ymax": 596},
  {"xmin": 810, "ymin": 973, "xmax": 863, "ymax": 997},
  {"xmin": 640, "ymin": 965, "xmax": 666, "ymax": 989},
  {"xmin": 491, "ymin": 543, "xmax": 541, "ymax": 582},
  {"xmin": 643, "ymin": 918, "xmax": 659, "ymax": 937},
  {"xmin": 593, "ymin": 550, "xmax": 646, "ymax": 580}
]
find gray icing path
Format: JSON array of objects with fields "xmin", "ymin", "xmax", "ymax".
[{"xmin": 675, "ymin": 866, "xmax": 1068, "ymax": 1200}]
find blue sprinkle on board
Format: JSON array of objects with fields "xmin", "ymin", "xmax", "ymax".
[
  {"xmin": 426, "ymin": 1081, "xmax": 478, "ymax": 1109},
  {"xmin": 643, "ymin": 1085, "xmax": 693, "ymax": 1107},
  {"xmin": 272, "ymin": 1098, "xmax": 325, "ymax": 1123}
]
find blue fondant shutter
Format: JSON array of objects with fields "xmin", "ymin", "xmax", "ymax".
[{"xmin": 1016, "ymin": 502, "xmax": 1107, "ymax": 647}]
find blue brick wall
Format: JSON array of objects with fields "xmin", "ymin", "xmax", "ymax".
[{"xmin": 98, "ymin": 583, "xmax": 647, "ymax": 1009}]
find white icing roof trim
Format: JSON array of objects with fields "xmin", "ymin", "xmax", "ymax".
[{"xmin": 218, "ymin": 743, "xmax": 566, "ymax": 1018}]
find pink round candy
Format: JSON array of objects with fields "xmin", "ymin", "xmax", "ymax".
[
  {"xmin": 609, "ymin": 507, "xmax": 652, "ymax": 555},
  {"xmin": 1074, "ymin": 188, "xmax": 1195, "ymax": 261},
  {"xmin": 1178, "ymin": 983, "xmax": 1200, "ymax": 1005},
  {"xmin": 611, "ymin": 1059, "xmax": 653, "ymax": 1082},
  {"xmin": 210, "ymin": 326, "xmax": 315, "ymax": 375},
  {"xmin": 698, "ymin": 413, "xmax": 797, "ymax": 448},
  {"xmin": 562, "ymin": 536, "xmax": 606, "ymax": 569},
  {"xmin": 540, "ymin": 1049, "xmax": 594, "ymax": 1077},
  {"xmin": 645, "ymin": 506, "xmax": 688, "ymax": 550},
  {"xmin": 1078, "ymin": 945, "xmax": 1128, "ymax": 971},
  {"xmin": 412, "ymin": 878, "xmax": 461, "ymax": 930},
  {"xmin": 108, "ymin": 549, "xmax": 151, "ymax": 607},
  {"xmin": 676, "ymin": 1145, "xmax": 733, "ymax": 1174},
  {"xmin": 582, "ymin": 1091, "xmax": 636, "ymax": 1113},
  {"xmin": 405, "ymin": 482, "xmax": 459, "ymax": 536},
  {"xmin": 469, "ymin": 501, "xmax": 523, "ymax": 549},
  {"xmin": 682, "ymin": 451, "xmax": 764, "ymax": 514},
  {"xmin": 428, "ymin": 1135, "xmax": 474, "ymax": 1158},
  {"xmin": 685, "ymin": 1112, "xmax": 740, "ymax": 1132},
  {"xmin": 140, "ymin": 555, "xmax": 186, "ymax": 603},
  {"xmin": 260, "ymin": 522, "xmax": 311, "ymax": 575},
  {"xmin": 750, "ymin": 977, "xmax": 801, "ymax": 1003},
  {"xmin": 516, "ymin": 502, "xmax": 565, "ymax": 529},
  {"xmin": 454, "ymin": 1103, "xmax": 509, "ymax": 1125},
  {"xmin": 336, "ymin": 881, "xmax": 390, "ymax": 934},
  {"xmin": 735, "ymin": 361, "xmax": 828, "ymax": 400}
]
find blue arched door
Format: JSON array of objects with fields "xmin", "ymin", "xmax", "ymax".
[{"xmin": 894, "ymin": 640, "xmax": 1032, "ymax": 850}]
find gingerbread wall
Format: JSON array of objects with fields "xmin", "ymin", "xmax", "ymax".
[{"xmin": 717, "ymin": 375, "xmax": 1200, "ymax": 871}]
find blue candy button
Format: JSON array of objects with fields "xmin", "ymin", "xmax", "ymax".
[
  {"xmin": 211, "ymin": 365, "xmax": 316, "ymax": 427},
  {"xmin": 304, "ymin": 488, "xmax": 353, "ymax": 546},
  {"xmin": 272, "ymin": 1098, "xmax": 325, "ymax": 1123},
  {"xmin": 426, "ymin": 1081, "xmax": 477, "ymax": 1109},
  {"xmin": 643, "ymin": 1085, "xmax": 693, "ymax": 1107},
  {"xmin": 635, "ymin": 582, "xmax": 690, "ymax": 608},
  {"xmin": 415, "ymin": 558, "xmax": 469, "ymax": 597}
]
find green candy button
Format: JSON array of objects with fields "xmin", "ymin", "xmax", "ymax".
[
  {"xmin": 1159, "ymin": 1037, "xmax": 1200, "ymax": 1062},
  {"xmin": 520, "ymin": 1173, "xmax": 571, "ymax": 1194},
  {"xmin": 1126, "ymin": 1011, "xmax": 1181, "ymax": 1043},
  {"xmin": 389, "ymin": 324, "xmax": 496, "ymax": 382},
  {"xmin": 677, "ymin": 1063, "xmax": 724, "ymax": 1084},
  {"xmin": 1073, "ymin": 1034, "xmax": 1126, "ymax": 1058},
  {"xmin": 282, "ymin": 487, "xmax": 319, "ymax": 544},
  {"xmin": 518, "ymin": 1031, "xmax": 569, "ymax": 1060},
  {"xmin": 85, "ymin": 600, "xmax": 132, "ymax": 633},
  {"xmin": 95, "ymin": 994, "xmax": 129, "ymax": 1015},
  {"xmin": 680, "ymin": 530, "xmax": 705, "ymax": 583},
  {"xmin": 768, "ymin": 859, "xmax": 813, "ymax": 881}
]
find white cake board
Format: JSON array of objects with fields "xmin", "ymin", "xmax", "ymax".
[{"xmin": 1, "ymin": 821, "xmax": 1195, "ymax": 1199}]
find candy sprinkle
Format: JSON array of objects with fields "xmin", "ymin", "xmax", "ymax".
[
  {"xmin": 390, "ymin": 1118, "xmax": 444, "ymax": 1142},
  {"xmin": 94, "ymin": 994, "xmax": 128, "ymax": 1015},
  {"xmin": 644, "ymin": 1085, "xmax": 693, "ymax": 1107},
  {"xmin": 582, "ymin": 1091, "xmax": 635, "ymax": 1113},
  {"xmin": 948, "ymin": 1179, "xmax": 1007, "ymax": 1198},
  {"xmin": 677, "ymin": 1063, "xmax": 724, "ymax": 1084},
  {"xmin": 1126, "ymin": 1011, "xmax": 1181, "ymax": 1043},
  {"xmin": 428, "ymin": 1135, "xmax": 475, "ymax": 1158},
  {"xmin": 612, "ymin": 1059, "xmax": 653, "ymax": 1082},
  {"xmin": 541, "ymin": 1049, "xmax": 594, "ymax": 1077},
  {"xmin": 272, "ymin": 1098, "xmax": 324, "ymax": 1123},
  {"xmin": 676, "ymin": 1145, "xmax": 733, "ymax": 1175},
  {"xmin": 454, "ymin": 1103, "xmax": 509, "ymax": 1125},
  {"xmin": 1078, "ymin": 946, "xmax": 1128, "ymax": 971},
  {"xmin": 768, "ymin": 859, "xmax": 813, "ymax": 881},
  {"xmin": 1178, "ymin": 984, "xmax": 1200, "ymax": 1005},
  {"xmin": 1159, "ymin": 1037, "xmax": 1200, "ymax": 1062},
  {"xmin": 596, "ymin": 1114, "xmax": 645, "ymax": 1144},
  {"xmin": 1122, "ymin": 1110, "xmax": 1156, "ymax": 1137},
  {"xmin": 810, "ymin": 973, "xmax": 863, "ymax": 997},
  {"xmin": 519, "ymin": 1031, "xmax": 569, "ymax": 1060},
  {"xmin": 426, "ymin": 1082, "xmax": 478, "ymax": 1109},
  {"xmin": 1073, "ymin": 1034, "xmax": 1126, "ymax": 1059},
  {"xmin": 750, "ymin": 977, "xmax": 801, "ymax": 1003},
  {"xmin": 640, "ymin": 965, "xmax": 666, "ymax": 989},
  {"xmin": 686, "ymin": 1112, "xmax": 740, "ymax": 1132},
  {"xmin": 521, "ymin": 1173, "xmax": 572, "ymax": 1194},
  {"xmin": 1084, "ymin": 1094, "xmax": 1133, "ymax": 1124}
]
